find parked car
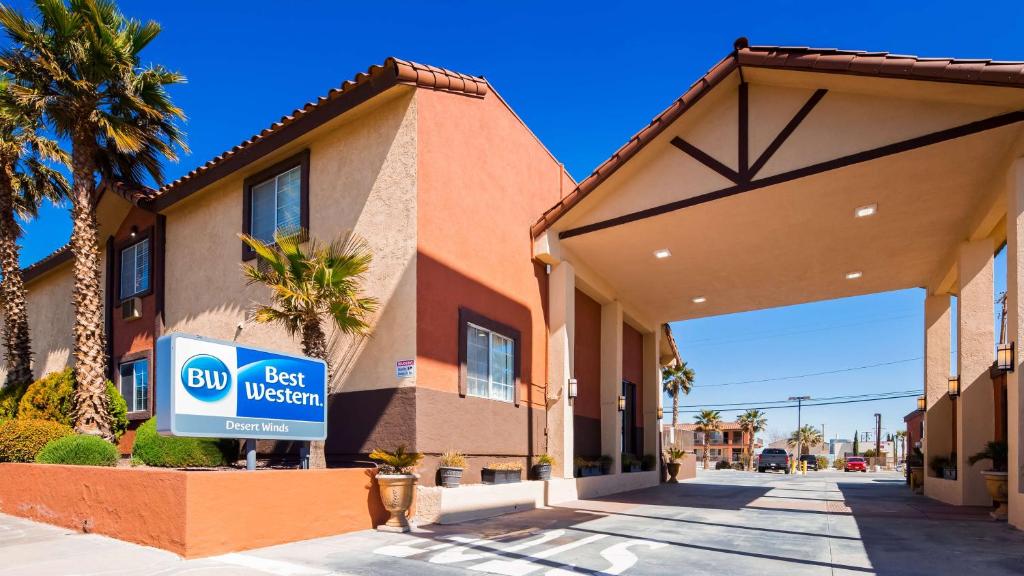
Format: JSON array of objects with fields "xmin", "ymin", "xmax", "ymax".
[
  {"xmin": 845, "ymin": 456, "xmax": 867, "ymax": 472},
  {"xmin": 757, "ymin": 448, "xmax": 790, "ymax": 473},
  {"xmin": 799, "ymin": 454, "xmax": 818, "ymax": 471}
]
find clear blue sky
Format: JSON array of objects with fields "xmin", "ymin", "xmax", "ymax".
[{"xmin": 8, "ymin": 1, "xmax": 1023, "ymax": 441}]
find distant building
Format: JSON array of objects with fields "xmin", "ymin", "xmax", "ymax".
[{"xmin": 662, "ymin": 422, "xmax": 759, "ymax": 463}]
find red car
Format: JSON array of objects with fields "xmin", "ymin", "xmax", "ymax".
[{"xmin": 845, "ymin": 456, "xmax": 867, "ymax": 472}]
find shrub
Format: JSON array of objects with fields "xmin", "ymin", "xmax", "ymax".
[
  {"xmin": 664, "ymin": 447, "xmax": 687, "ymax": 463},
  {"xmin": 816, "ymin": 456, "xmax": 829, "ymax": 470},
  {"xmin": 36, "ymin": 434, "xmax": 119, "ymax": 467},
  {"xmin": 439, "ymin": 449, "xmax": 467, "ymax": 468},
  {"xmin": 536, "ymin": 453, "xmax": 556, "ymax": 466},
  {"xmin": 0, "ymin": 419, "xmax": 74, "ymax": 462},
  {"xmin": 0, "ymin": 380, "xmax": 29, "ymax": 419},
  {"xmin": 641, "ymin": 454, "xmax": 656, "ymax": 471},
  {"xmin": 715, "ymin": 460, "xmax": 732, "ymax": 470},
  {"xmin": 833, "ymin": 458, "xmax": 845, "ymax": 470},
  {"xmin": 369, "ymin": 445, "xmax": 423, "ymax": 474},
  {"xmin": 731, "ymin": 462, "xmax": 745, "ymax": 471},
  {"xmin": 132, "ymin": 419, "xmax": 229, "ymax": 468},
  {"xmin": 484, "ymin": 462, "xmax": 523, "ymax": 471},
  {"xmin": 14, "ymin": 369, "xmax": 128, "ymax": 440}
]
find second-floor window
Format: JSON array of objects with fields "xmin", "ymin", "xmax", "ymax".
[
  {"xmin": 251, "ymin": 166, "xmax": 302, "ymax": 244},
  {"xmin": 120, "ymin": 238, "xmax": 150, "ymax": 300}
]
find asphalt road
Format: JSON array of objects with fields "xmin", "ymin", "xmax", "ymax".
[{"xmin": 3, "ymin": 469, "xmax": 1024, "ymax": 575}]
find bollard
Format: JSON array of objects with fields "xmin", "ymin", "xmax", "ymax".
[{"xmin": 802, "ymin": 461, "xmax": 807, "ymax": 475}]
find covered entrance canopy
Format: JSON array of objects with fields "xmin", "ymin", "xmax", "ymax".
[
  {"xmin": 534, "ymin": 40, "xmax": 1024, "ymax": 323},
  {"xmin": 535, "ymin": 39, "xmax": 1024, "ymax": 525}
]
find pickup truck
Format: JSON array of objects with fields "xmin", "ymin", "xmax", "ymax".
[{"xmin": 757, "ymin": 448, "xmax": 791, "ymax": 473}]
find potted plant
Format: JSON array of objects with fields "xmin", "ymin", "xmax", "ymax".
[
  {"xmin": 621, "ymin": 453, "xmax": 641, "ymax": 473},
  {"xmin": 969, "ymin": 441, "xmax": 1008, "ymax": 519},
  {"xmin": 482, "ymin": 462, "xmax": 523, "ymax": 484},
  {"xmin": 599, "ymin": 455, "xmax": 613, "ymax": 475},
  {"xmin": 641, "ymin": 454, "xmax": 656, "ymax": 471},
  {"xmin": 574, "ymin": 457, "xmax": 600, "ymax": 477},
  {"xmin": 369, "ymin": 446, "xmax": 423, "ymax": 532},
  {"xmin": 929, "ymin": 454, "xmax": 949, "ymax": 478},
  {"xmin": 664, "ymin": 447, "xmax": 686, "ymax": 483},
  {"xmin": 438, "ymin": 450, "xmax": 467, "ymax": 488},
  {"xmin": 532, "ymin": 454, "xmax": 555, "ymax": 480},
  {"xmin": 907, "ymin": 448, "xmax": 924, "ymax": 493}
]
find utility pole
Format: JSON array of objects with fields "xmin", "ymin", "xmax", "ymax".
[
  {"xmin": 789, "ymin": 396, "xmax": 811, "ymax": 458},
  {"xmin": 874, "ymin": 413, "xmax": 882, "ymax": 467}
]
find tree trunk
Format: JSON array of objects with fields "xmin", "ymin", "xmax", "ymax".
[
  {"xmin": 301, "ymin": 318, "xmax": 329, "ymax": 469},
  {"xmin": 68, "ymin": 140, "xmax": 111, "ymax": 439},
  {"xmin": 702, "ymin": 440, "xmax": 709, "ymax": 469},
  {"xmin": 0, "ymin": 173, "xmax": 33, "ymax": 388},
  {"xmin": 671, "ymin": 392, "xmax": 678, "ymax": 428}
]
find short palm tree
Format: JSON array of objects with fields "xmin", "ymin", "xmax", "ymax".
[
  {"xmin": 737, "ymin": 408, "xmax": 767, "ymax": 471},
  {"xmin": 0, "ymin": 0, "xmax": 186, "ymax": 438},
  {"xmin": 241, "ymin": 232, "xmax": 378, "ymax": 468},
  {"xmin": 662, "ymin": 361, "xmax": 695, "ymax": 428},
  {"xmin": 788, "ymin": 424, "xmax": 824, "ymax": 456},
  {"xmin": 694, "ymin": 409, "xmax": 722, "ymax": 469},
  {"xmin": 0, "ymin": 80, "xmax": 67, "ymax": 388}
]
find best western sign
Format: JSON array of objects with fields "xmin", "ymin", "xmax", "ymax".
[{"xmin": 156, "ymin": 333, "xmax": 327, "ymax": 441}]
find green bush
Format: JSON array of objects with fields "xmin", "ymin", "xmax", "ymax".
[
  {"xmin": 36, "ymin": 434, "xmax": 119, "ymax": 466},
  {"xmin": 715, "ymin": 460, "xmax": 732, "ymax": 470},
  {"xmin": 833, "ymin": 458, "xmax": 846, "ymax": 470},
  {"xmin": 0, "ymin": 381, "xmax": 29, "ymax": 419},
  {"xmin": 816, "ymin": 456, "xmax": 829, "ymax": 470},
  {"xmin": 0, "ymin": 419, "xmax": 74, "ymax": 462},
  {"xmin": 15, "ymin": 369, "xmax": 128, "ymax": 440},
  {"xmin": 132, "ymin": 419, "xmax": 231, "ymax": 468}
]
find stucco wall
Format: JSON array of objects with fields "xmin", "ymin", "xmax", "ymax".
[
  {"xmin": 573, "ymin": 288, "xmax": 602, "ymax": 458},
  {"xmin": 622, "ymin": 321, "xmax": 644, "ymax": 455},
  {"xmin": 162, "ymin": 88, "xmax": 418, "ymax": 456},
  {"xmin": 1, "ymin": 262, "xmax": 80, "ymax": 383},
  {"xmin": 414, "ymin": 87, "xmax": 567, "ymax": 461}
]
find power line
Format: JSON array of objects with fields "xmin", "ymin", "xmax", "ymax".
[
  {"xmin": 692, "ymin": 357, "xmax": 922, "ymax": 388},
  {"xmin": 677, "ymin": 392, "xmax": 919, "ymax": 414},
  {"xmin": 677, "ymin": 389, "xmax": 921, "ymax": 408}
]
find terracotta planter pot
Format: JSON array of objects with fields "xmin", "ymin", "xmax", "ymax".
[
  {"xmin": 376, "ymin": 474, "xmax": 417, "ymax": 532},
  {"xmin": 667, "ymin": 462, "xmax": 681, "ymax": 483},
  {"xmin": 982, "ymin": 470, "xmax": 1009, "ymax": 520}
]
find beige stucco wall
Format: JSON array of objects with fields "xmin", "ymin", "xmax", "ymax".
[{"xmin": 162, "ymin": 87, "xmax": 418, "ymax": 394}]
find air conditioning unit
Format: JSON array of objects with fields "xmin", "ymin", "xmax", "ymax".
[{"xmin": 122, "ymin": 297, "xmax": 142, "ymax": 321}]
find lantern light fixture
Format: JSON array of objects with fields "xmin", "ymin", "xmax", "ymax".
[
  {"xmin": 567, "ymin": 378, "xmax": 578, "ymax": 401},
  {"xmin": 948, "ymin": 375, "xmax": 960, "ymax": 398},
  {"xmin": 129, "ymin": 225, "xmax": 139, "ymax": 238},
  {"xmin": 917, "ymin": 395, "xmax": 925, "ymax": 411},
  {"xmin": 997, "ymin": 342, "xmax": 1015, "ymax": 372},
  {"xmin": 657, "ymin": 406, "xmax": 664, "ymax": 420},
  {"xmin": 617, "ymin": 395, "xmax": 626, "ymax": 412}
]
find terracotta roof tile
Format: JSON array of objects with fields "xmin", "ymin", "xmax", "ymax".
[
  {"xmin": 22, "ymin": 244, "xmax": 72, "ymax": 282},
  {"xmin": 531, "ymin": 39, "xmax": 1024, "ymax": 237}
]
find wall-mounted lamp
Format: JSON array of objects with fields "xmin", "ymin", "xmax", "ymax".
[
  {"xmin": 567, "ymin": 378, "xmax": 578, "ymax": 403},
  {"xmin": 917, "ymin": 396, "xmax": 925, "ymax": 411},
  {"xmin": 129, "ymin": 225, "xmax": 139, "ymax": 238},
  {"xmin": 998, "ymin": 342, "xmax": 1015, "ymax": 372},
  {"xmin": 656, "ymin": 406, "xmax": 664, "ymax": 420},
  {"xmin": 617, "ymin": 395, "xmax": 626, "ymax": 412},
  {"xmin": 948, "ymin": 376, "xmax": 960, "ymax": 398}
]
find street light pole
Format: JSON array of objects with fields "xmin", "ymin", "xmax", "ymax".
[
  {"xmin": 874, "ymin": 413, "xmax": 882, "ymax": 467},
  {"xmin": 789, "ymin": 396, "xmax": 811, "ymax": 459}
]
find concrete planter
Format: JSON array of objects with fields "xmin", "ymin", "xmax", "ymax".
[
  {"xmin": 482, "ymin": 468, "xmax": 522, "ymax": 484},
  {"xmin": 531, "ymin": 463, "xmax": 552, "ymax": 481},
  {"xmin": 981, "ymin": 470, "xmax": 1009, "ymax": 520},
  {"xmin": 577, "ymin": 465, "xmax": 602, "ymax": 477},
  {"xmin": 438, "ymin": 466, "xmax": 463, "ymax": 488},
  {"xmin": 376, "ymin": 474, "xmax": 417, "ymax": 532},
  {"xmin": 667, "ymin": 462, "xmax": 682, "ymax": 483}
]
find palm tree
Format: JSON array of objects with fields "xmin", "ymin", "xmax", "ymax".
[
  {"xmin": 894, "ymin": 430, "xmax": 907, "ymax": 464},
  {"xmin": 693, "ymin": 409, "xmax": 722, "ymax": 469},
  {"xmin": 737, "ymin": 408, "xmax": 767, "ymax": 471},
  {"xmin": 241, "ymin": 232, "xmax": 378, "ymax": 468},
  {"xmin": 787, "ymin": 425, "xmax": 824, "ymax": 456},
  {"xmin": 662, "ymin": 360, "xmax": 695, "ymax": 427},
  {"xmin": 0, "ymin": 80, "xmax": 67, "ymax": 388},
  {"xmin": 0, "ymin": 0, "xmax": 186, "ymax": 438}
]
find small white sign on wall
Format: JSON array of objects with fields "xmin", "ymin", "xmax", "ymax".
[{"xmin": 396, "ymin": 359, "xmax": 415, "ymax": 378}]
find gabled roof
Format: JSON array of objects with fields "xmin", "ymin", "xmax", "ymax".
[
  {"xmin": 22, "ymin": 244, "xmax": 72, "ymax": 283},
  {"xmin": 530, "ymin": 38, "xmax": 1024, "ymax": 237},
  {"xmin": 133, "ymin": 58, "xmax": 487, "ymax": 211}
]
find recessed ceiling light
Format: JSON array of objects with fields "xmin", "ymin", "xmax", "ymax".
[
  {"xmin": 845, "ymin": 271, "xmax": 863, "ymax": 280},
  {"xmin": 692, "ymin": 296, "xmax": 707, "ymax": 304},
  {"xmin": 854, "ymin": 204, "xmax": 877, "ymax": 218},
  {"xmin": 654, "ymin": 249, "xmax": 672, "ymax": 259}
]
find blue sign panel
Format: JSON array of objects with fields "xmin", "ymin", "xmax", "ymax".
[{"xmin": 156, "ymin": 333, "xmax": 327, "ymax": 441}]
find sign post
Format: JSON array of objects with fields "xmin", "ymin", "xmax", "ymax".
[{"xmin": 156, "ymin": 333, "xmax": 328, "ymax": 470}]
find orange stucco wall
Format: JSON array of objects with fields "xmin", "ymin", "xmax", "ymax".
[
  {"xmin": 0, "ymin": 464, "xmax": 385, "ymax": 558},
  {"xmin": 414, "ymin": 87, "xmax": 571, "ymax": 456}
]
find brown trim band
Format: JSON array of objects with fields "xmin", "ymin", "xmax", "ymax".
[
  {"xmin": 747, "ymin": 89, "xmax": 828, "ymax": 179},
  {"xmin": 559, "ymin": 108, "xmax": 1024, "ymax": 239},
  {"xmin": 670, "ymin": 137, "xmax": 741, "ymax": 184}
]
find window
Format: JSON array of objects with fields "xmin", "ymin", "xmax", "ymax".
[
  {"xmin": 119, "ymin": 358, "xmax": 149, "ymax": 413},
  {"xmin": 119, "ymin": 238, "xmax": 150, "ymax": 300},
  {"xmin": 459, "ymin": 308, "xmax": 520, "ymax": 404},
  {"xmin": 242, "ymin": 150, "xmax": 309, "ymax": 259}
]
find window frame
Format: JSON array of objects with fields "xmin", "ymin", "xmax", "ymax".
[
  {"xmin": 114, "ymin": 229, "xmax": 154, "ymax": 304},
  {"xmin": 458, "ymin": 307, "xmax": 521, "ymax": 406},
  {"xmin": 241, "ymin": 149, "xmax": 311, "ymax": 261},
  {"xmin": 118, "ymin": 350, "xmax": 152, "ymax": 418}
]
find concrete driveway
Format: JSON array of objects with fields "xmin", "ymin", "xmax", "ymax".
[{"xmin": 3, "ymin": 470, "xmax": 1024, "ymax": 575}]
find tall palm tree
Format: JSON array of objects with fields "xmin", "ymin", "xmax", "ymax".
[
  {"xmin": 894, "ymin": 430, "xmax": 907, "ymax": 464},
  {"xmin": 0, "ymin": 80, "xmax": 67, "ymax": 388},
  {"xmin": 737, "ymin": 408, "xmax": 767, "ymax": 471},
  {"xmin": 662, "ymin": 360, "xmax": 695, "ymax": 427},
  {"xmin": 693, "ymin": 409, "xmax": 722, "ymax": 469},
  {"xmin": 241, "ymin": 232, "xmax": 378, "ymax": 468},
  {"xmin": 788, "ymin": 424, "xmax": 824, "ymax": 456},
  {"xmin": 0, "ymin": 0, "xmax": 186, "ymax": 438}
]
